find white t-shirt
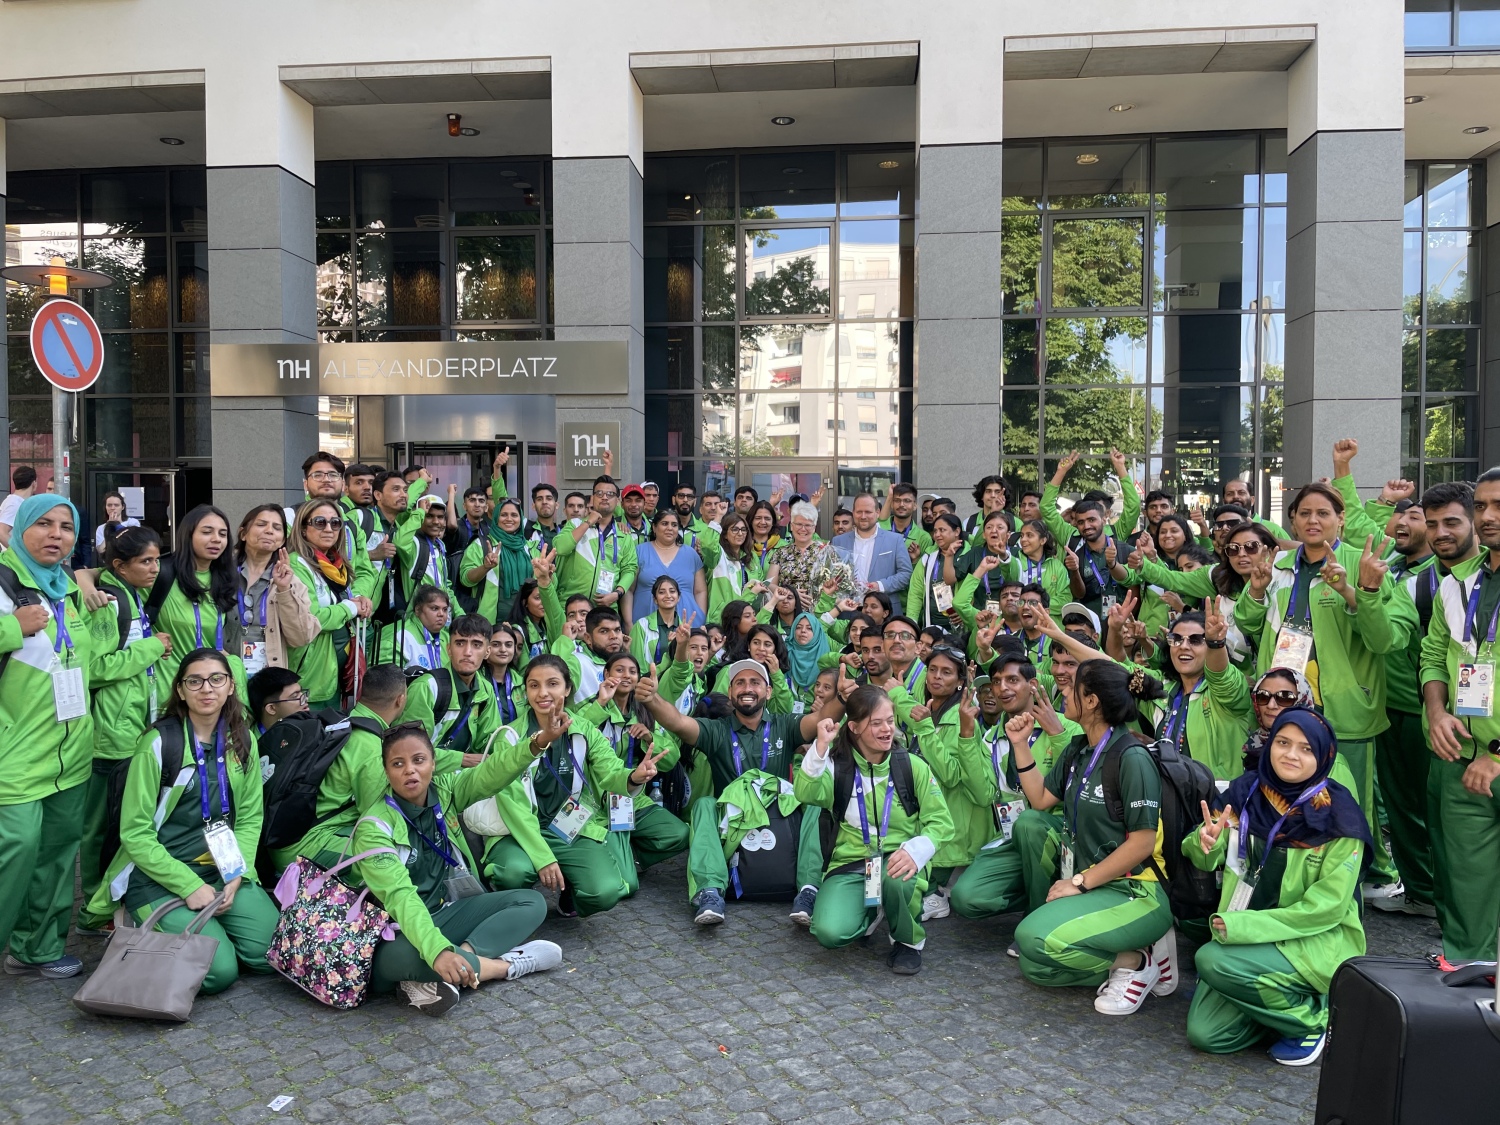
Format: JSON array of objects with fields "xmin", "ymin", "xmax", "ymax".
[
  {"xmin": 95, "ymin": 517, "xmax": 141, "ymax": 553},
  {"xmin": 0, "ymin": 493, "xmax": 22, "ymax": 531},
  {"xmin": 851, "ymin": 529, "xmax": 878, "ymax": 586}
]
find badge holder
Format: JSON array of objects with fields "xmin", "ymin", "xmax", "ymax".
[
  {"xmin": 932, "ymin": 583, "xmax": 953, "ymax": 613},
  {"xmin": 863, "ymin": 854, "xmax": 883, "ymax": 907},
  {"xmin": 1273, "ymin": 624, "xmax": 1314, "ymax": 676},
  {"xmin": 241, "ymin": 641, "xmax": 268, "ymax": 678},
  {"xmin": 1223, "ymin": 826, "xmax": 1253, "ymax": 911},
  {"xmin": 51, "ymin": 655, "xmax": 87, "ymax": 722},
  {"xmin": 1456, "ymin": 663, "xmax": 1495, "ymax": 718},
  {"xmin": 1059, "ymin": 841, "xmax": 1075, "ymax": 881},
  {"xmin": 445, "ymin": 862, "xmax": 485, "ymax": 901},
  {"xmin": 202, "ymin": 820, "xmax": 247, "ymax": 883},
  {"xmin": 993, "ymin": 799, "xmax": 1026, "ymax": 843},
  {"xmin": 548, "ymin": 797, "xmax": 594, "ymax": 843},
  {"xmin": 986, "ymin": 599, "xmax": 1002, "ymax": 617},
  {"xmin": 607, "ymin": 792, "xmax": 635, "ymax": 832},
  {"xmin": 595, "ymin": 566, "xmax": 618, "ymax": 599}
]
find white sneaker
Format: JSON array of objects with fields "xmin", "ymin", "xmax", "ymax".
[
  {"xmin": 1093, "ymin": 955, "xmax": 1160, "ymax": 1016},
  {"xmin": 502, "ymin": 940, "xmax": 563, "ymax": 981},
  {"xmin": 399, "ymin": 979, "xmax": 461, "ymax": 1016},
  {"xmin": 1149, "ymin": 927, "xmax": 1179, "ymax": 997},
  {"xmin": 920, "ymin": 887, "xmax": 951, "ymax": 921},
  {"xmin": 1369, "ymin": 891, "xmax": 1437, "ymax": 917},
  {"xmin": 1361, "ymin": 879, "xmax": 1405, "ymax": 902}
]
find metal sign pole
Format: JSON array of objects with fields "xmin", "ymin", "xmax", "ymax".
[{"xmin": 52, "ymin": 386, "xmax": 68, "ymax": 494}]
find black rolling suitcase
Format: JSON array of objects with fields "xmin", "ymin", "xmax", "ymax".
[
  {"xmin": 1314, "ymin": 954, "xmax": 1500, "ymax": 1125},
  {"xmin": 729, "ymin": 806, "xmax": 803, "ymax": 902}
]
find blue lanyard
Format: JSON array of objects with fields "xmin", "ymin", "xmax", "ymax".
[
  {"xmin": 1284, "ymin": 541, "xmax": 1340, "ymax": 624},
  {"xmin": 236, "ymin": 583, "xmax": 270, "ymax": 629},
  {"xmin": 423, "ymin": 537, "xmax": 445, "ymax": 585},
  {"xmin": 1023, "ymin": 556, "xmax": 1043, "ymax": 584},
  {"xmin": 51, "ymin": 599, "xmax": 73, "ymax": 656},
  {"xmin": 127, "ymin": 586, "xmax": 154, "ymax": 682},
  {"xmin": 1237, "ymin": 780, "xmax": 1328, "ymax": 880},
  {"xmin": 1085, "ymin": 539, "xmax": 1109, "ymax": 589},
  {"xmin": 423, "ymin": 628, "xmax": 442, "ymax": 670},
  {"xmin": 1026, "ymin": 631, "xmax": 1046, "ymax": 662},
  {"xmin": 731, "ymin": 721, "xmax": 772, "ymax": 774},
  {"xmin": 494, "ymin": 670, "xmax": 516, "ymax": 724},
  {"xmin": 903, "ymin": 659, "xmax": 925, "ymax": 693},
  {"xmin": 539, "ymin": 737, "xmax": 588, "ymax": 797},
  {"xmin": 852, "ymin": 762, "xmax": 897, "ymax": 852},
  {"xmin": 652, "ymin": 615, "xmax": 673, "ymax": 664},
  {"xmin": 192, "ymin": 723, "xmax": 232, "ymax": 824},
  {"xmin": 192, "ymin": 602, "xmax": 225, "ymax": 650},
  {"xmin": 384, "ymin": 794, "xmax": 459, "ymax": 868},
  {"xmin": 1068, "ymin": 727, "xmax": 1115, "ymax": 841},
  {"xmin": 1463, "ymin": 569, "xmax": 1500, "ymax": 645}
]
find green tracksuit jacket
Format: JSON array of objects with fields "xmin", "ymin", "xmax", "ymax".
[
  {"xmin": 1161, "ymin": 666, "xmax": 1256, "ymax": 782},
  {"xmin": 400, "ymin": 666, "xmax": 502, "ymax": 757},
  {"xmin": 1419, "ymin": 554, "xmax": 1500, "ymax": 752},
  {"xmin": 888, "ymin": 686, "xmax": 984, "ymax": 868},
  {"xmin": 90, "ymin": 573, "xmax": 169, "ymax": 761},
  {"xmin": 1039, "ymin": 479, "xmax": 1142, "ymax": 549},
  {"xmin": 552, "ymin": 519, "xmax": 638, "ymax": 605}
]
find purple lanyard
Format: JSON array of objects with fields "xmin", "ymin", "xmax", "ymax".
[
  {"xmin": 731, "ymin": 721, "xmax": 772, "ymax": 775},
  {"xmin": 1161, "ymin": 687, "xmax": 1190, "ymax": 747},
  {"xmin": 192, "ymin": 602, "xmax": 225, "ymax": 651},
  {"xmin": 1085, "ymin": 539, "xmax": 1109, "ymax": 589},
  {"xmin": 1237, "ymin": 780, "xmax": 1328, "ymax": 879},
  {"xmin": 384, "ymin": 794, "xmax": 459, "ymax": 867},
  {"xmin": 1023, "ymin": 556, "xmax": 1043, "ymax": 584},
  {"xmin": 51, "ymin": 599, "xmax": 73, "ymax": 655},
  {"xmin": 1068, "ymin": 727, "xmax": 1115, "ymax": 841},
  {"xmin": 540, "ymin": 737, "xmax": 589, "ymax": 797},
  {"xmin": 127, "ymin": 586, "xmax": 154, "ymax": 681},
  {"xmin": 852, "ymin": 763, "xmax": 897, "ymax": 851},
  {"xmin": 236, "ymin": 583, "xmax": 270, "ymax": 629},
  {"xmin": 494, "ymin": 670, "xmax": 516, "ymax": 724},
  {"xmin": 422, "ymin": 628, "xmax": 442, "ymax": 670},
  {"xmin": 1463, "ymin": 570, "xmax": 1500, "ymax": 645},
  {"xmin": 192, "ymin": 722, "xmax": 232, "ymax": 824},
  {"xmin": 1284, "ymin": 540, "xmax": 1341, "ymax": 624}
]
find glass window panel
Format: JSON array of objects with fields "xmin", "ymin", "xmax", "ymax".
[
  {"xmin": 316, "ymin": 162, "xmax": 352, "ymax": 229},
  {"xmin": 1260, "ymin": 311, "xmax": 1285, "ymax": 381},
  {"xmin": 1002, "ymin": 214, "xmax": 1041, "ymax": 313},
  {"xmin": 838, "ymin": 220, "xmax": 911, "ymax": 319},
  {"xmin": 1153, "ymin": 136, "xmax": 1259, "ymax": 208},
  {"xmin": 450, "ymin": 161, "xmax": 541, "ymax": 226},
  {"xmin": 1052, "ymin": 217, "xmax": 1145, "ymax": 309},
  {"xmin": 644, "ymin": 393, "xmax": 729, "ymax": 462},
  {"xmin": 454, "ymin": 234, "xmax": 538, "ymax": 321},
  {"xmin": 1404, "ymin": 231, "xmax": 1423, "ymax": 325},
  {"xmin": 1156, "ymin": 385, "xmax": 1253, "ymax": 463},
  {"xmin": 736, "ymin": 392, "xmax": 837, "ymax": 457},
  {"xmin": 317, "ymin": 233, "xmax": 354, "ymax": 328},
  {"xmin": 177, "ymin": 333, "xmax": 211, "ymax": 394},
  {"xmin": 834, "ymin": 392, "xmax": 906, "ymax": 461},
  {"xmin": 1427, "ymin": 164, "xmax": 1473, "ymax": 227},
  {"xmin": 1424, "ymin": 327, "xmax": 1480, "ymax": 391},
  {"xmin": 646, "ymin": 325, "xmax": 737, "ymax": 392},
  {"xmin": 739, "ymin": 152, "xmax": 835, "ymax": 219},
  {"xmin": 1261, "ymin": 207, "xmax": 1286, "ymax": 309},
  {"xmin": 5, "ymin": 243, "xmax": 79, "ymax": 331},
  {"xmin": 1408, "ymin": 0, "xmax": 1455, "ymax": 46},
  {"xmin": 175, "ymin": 240, "xmax": 208, "ymax": 326},
  {"xmin": 1423, "ymin": 395, "xmax": 1477, "ymax": 460},
  {"xmin": 1259, "ymin": 383, "xmax": 1285, "ymax": 457},
  {"xmin": 94, "ymin": 333, "xmax": 169, "ymax": 396},
  {"xmin": 1003, "ymin": 143, "xmax": 1043, "ymax": 210},
  {"xmin": 1155, "ymin": 314, "xmax": 1256, "ymax": 384},
  {"xmin": 836, "ymin": 323, "xmax": 904, "ymax": 389},
  {"xmin": 169, "ymin": 168, "xmax": 207, "ymax": 236},
  {"xmin": 1403, "ymin": 329, "xmax": 1422, "ymax": 392},
  {"xmin": 1404, "ymin": 165, "xmax": 1425, "ymax": 228},
  {"xmin": 1042, "ymin": 385, "xmax": 1150, "ymax": 456},
  {"xmin": 451, "ymin": 329, "xmax": 544, "ymax": 341},
  {"xmin": 4, "ymin": 173, "xmax": 77, "ymax": 235},
  {"xmin": 644, "ymin": 154, "xmax": 735, "ymax": 222},
  {"xmin": 743, "ymin": 227, "xmax": 830, "ymax": 317},
  {"xmin": 1003, "ymin": 320, "xmax": 1040, "ymax": 386},
  {"xmin": 1153, "ymin": 453, "xmax": 1226, "ymax": 502},
  {"xmin": 1154, "ymin": 210, "xmax": 1256, "ymax": 311},
  {"xmin": 841, "ymin": 150, "xmax": 915, "ymax": 216},
  {"xmin": 86, "ymin": 396, "xmax": 171, "ymax": 462},
  {"xmin": 357, "ymin": 328, "xmax": 443, "ymax": 342},
  {"xmin": 1045, "ymin": 140, "xmax": 1149, "ymax": 208},
  {"xmin": 739, "ymin": 324, "xmax": 836, "ymax": 391},
  {"xmin": 1424, "ymin": 461, "xmax": 1480, "ymax": 485},
  {"xmin": 354, "ymin": 164, "xmax": 446, "ymax": 229},
  {"xmin": 1459, "ymin": 0, "xmax": 1500, "ymax": 45},
  {"xmin": 81, "ymin": 171, "xmax": 165, "ymax": 234},
  {"xmin": 644, "ymin": 225, "xmax": 735, "ymax": 322},
  {"xmin": 1401, "ymin": 396, "xmax": 1421, "ymax": 461},
  {"xmin": 81, "ymin": 237, "xmax": 169, "ymax": 329},
  {"xmin": 1263, "ymin": 136, "xmax": 1287, "ymax": 205},
  {"xmin": 8, "ymin": 398, "xmax": 72, "ymax": 489},
  {"xmin": 1045, "ymin": 318, "xmax": 1149, "ymax": 384},
  {"xmin": 7, "ymin": 337, "xmax": 49, "ymax": 396},
  {"xmin": 356, "ymin": 232, "xmax": 442, "ymax": 325},
  {"xmin": 177, "ymin": 398, "xmax": 213, "ymax": 459},
  {"xmin": 1425, "ymin": 231, "xmax": 1478, "ymax": 323}
]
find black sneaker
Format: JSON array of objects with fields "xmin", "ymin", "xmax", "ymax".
[
  {"xmin": 398, "ymin": 980, "xmax": 461, "ymax": 1016},
  {"xmin": 554, "ymin": 888, "xmax": 578, "ymax": 918},
  {"xmin": 693, "ymin": 888, "xmax": 726, "ymax": 925},
  {"xmin": 888, "ymin": 943, "xmax": 922, "ymax": 975},
  {"xmin": 788, "ymin": 886, "xmax": 817, "ymax": 927}
]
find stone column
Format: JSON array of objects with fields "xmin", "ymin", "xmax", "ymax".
[
  {"xmin": 550, "ymin": 56, "xmax": 645, "ymax": 482},
  {"xmin": 0, "ymin": 117, "xmax": 9, "ymax": 492},
  {"xmin": 1485, "ymin": 152, "xmax": 1500, "ymax": 469},
  {"xmin": 1283, "ymin": 39, "xmax": 1405, "ymax": 495},
  {"xmin": 206, "ymin": 70, "xmax": 319, "ymax": 525}
]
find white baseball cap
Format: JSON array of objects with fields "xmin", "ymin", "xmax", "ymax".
[{"xmin": 1060, "ymin": 602, "xmax": 1101, "ymax": 634}]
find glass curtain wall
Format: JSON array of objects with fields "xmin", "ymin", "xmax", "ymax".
[
  {"xmin": 642, "ymin": 147, "xmax": 915, "ymax": 494},
  {"xmin": 1406, "ymin": 1, "xmax": 1500, "ymax": 48},
  {"xmin": 1403, "ymin": 161, "xmax": 1483, "ymax": 487},
  {"xmin": 1001, "ymin": 133, "xmax": 1287, "ymax": 515},
  {"xmin": 4, "ymin": 167, "xmax": 210, "ymax": 497}
]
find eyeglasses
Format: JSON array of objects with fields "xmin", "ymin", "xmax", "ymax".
[
  {"xmin": 273, "ymin": 690, "xmax": 310, "ymax": 707},
  {"xmin": 593, "ymin": 489, "xmax": 619, "ymax": 500},
  {"xmin": 307, "ymin": 470, "xmax": 343, "ymax": 482},
  {"xmin": 885, "ymin": 630, "xmax": 917, "ymax": 641},
  {"xmin": 307, "ymin": 516, "xmax": 344, "ymax": 531},
  {"xmin": 183, "ymin": 672, "xmax": 231, "ymax": 690},
  {"xmin": 1167, "ymin": 632, "xmax": 1207, "ymax": 647},
  {"xmin": 1253, "ymin": 689, "xmax": 1301, "ymax": 705},
  {"xmin": 1223, "ymin": 541, "xmax": 1263, "ymax": 557}
]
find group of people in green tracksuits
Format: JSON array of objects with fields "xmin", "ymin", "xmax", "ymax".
[{"xmin": 1, "ymin": 436, "xmax": 1495, "ymax": 1053}]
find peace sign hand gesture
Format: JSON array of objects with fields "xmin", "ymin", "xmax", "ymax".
[
  {"xmin": 629, "ymin": 739, "xmax": 670, "ymax": 786},
  {"xmin": 272, "ymin": 547, "xmax": 294, "ymax": 591},
  {"xmin": 1247, "ymin": 549, "xmax": 1273, "ymax": 597},
  {"xmin": 958, "ymin": 686, "xmax": 980, "ymax": 738},
  {"xmin": 1198, "ymin": 800, "xmax": 1236, "ymax": 854},
  {"xmin": 533, "ymin": 545, "xmax": 557, "ymax": 583},
  {"xmin": 1203, "ymin": 595, "xmax": 1228, "ymax": 644},
  {"xmin": 533, "ymin": 708, "xmax": 571, "ymax": 752},
  {"xmin": 1358, "ymin": 535, "xmax": 1391, "ymax": 591}
]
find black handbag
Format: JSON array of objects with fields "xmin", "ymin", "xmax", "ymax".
[{"xmin": 730, "ymin": 805, "xmax": 803, "ymax": 903}]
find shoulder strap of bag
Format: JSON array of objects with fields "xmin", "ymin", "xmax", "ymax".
[
  {"xmin": 890, "ymin": 745, "xmax": 920, "ymax": 818},
  {"xmin": 143, "ymin": 556, "xmax": 176, "ymax": 627}
]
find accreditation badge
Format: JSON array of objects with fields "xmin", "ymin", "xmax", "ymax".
[
  {"xmin": 863, "ymin": 854, "xmax": 882, "ymax": 906},
  {"xmin": 50, "ymin": 657, "xmax": 87, "ymax": 722},
  {"xmin": 202, "ymin": 820, "xmax": 247, "ymax": 883},
  {"xmin": 548, "ymin": 797, "xmax": 594, "ymax": 843},
  {"xmin": 241, "ymin": 640, "xmax": 268, "ymax": 677},
  {"xmin": 1455, "ymin": 663, "xmax": 1494, "ymax": 718},
  {"xmin": 594, "ymin": 566, "xmax": 618, "ymax": 599},
  {"xmin": 1272, "ymin": 625, "xmax": 1314, "ymax": 676},
  {"xmin": 445, "ymin": 861, "xmax": 485, "ymax": 901},
  {"xmin": 1059, "ymin": 841, "xmax": 1075, "ymax": 881},
  {"xmin": 607, "ymin": 792, "xmax": 636, "ymax": 832},
  {"xmin": 932, "ymin": 583, "xmax": 954, "ymax": 613},
  {"xmin": 993, "ymin": 799, "xmax": 1026, "ymax": 843}
]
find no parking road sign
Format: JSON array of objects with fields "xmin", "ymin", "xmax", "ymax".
[{"xmin": 30, "ymin": 298, "xmax": 104, "ymax": 392}]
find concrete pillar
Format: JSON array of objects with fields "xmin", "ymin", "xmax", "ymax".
[
  {"xmin": 1283, "ymin": 37, "xmax": 1405, "ymax": 495},
  {"xmin": 914, "ymin": 28, "xmax": 1004, "ymax": 514},
  {"xmin": 0, "ymin": 117, "xmax": 8, "ymax": 493},
  {"xmin": 1484, "ymin": 152, "xmax": 1500, "ymax": 470},
  {"xmin": 550, "ymin": 55, "xmax": 645, "ymax": 482},
  {"xmin": 205, "ymin": 67, "xmax": 319, "ymax": 525}
]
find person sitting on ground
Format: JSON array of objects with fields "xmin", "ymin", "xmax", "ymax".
[{"xmin": 246, "ymin": 667, "xmax": 309, "ymax": 743}]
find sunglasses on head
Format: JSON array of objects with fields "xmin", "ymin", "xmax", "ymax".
[
  {"xmin": 1224, "ymin": 541, "xmax": 1263, "ymax": 556},
  {"xmin": 1253, "ymin": 689, "xmax": 1301, "ymax": 705}
]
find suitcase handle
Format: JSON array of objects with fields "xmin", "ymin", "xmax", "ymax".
[{"xmin": 1476, "ymin": 998, "xmax": 1500, "ymax": 1046}]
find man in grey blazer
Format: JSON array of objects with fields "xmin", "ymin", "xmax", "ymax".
[{"xmin": 832, "ymin": 493, "xmax": 913, "ymax": 596}]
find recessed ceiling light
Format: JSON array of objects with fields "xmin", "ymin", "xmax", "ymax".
[
  {"xmin": 159, "ymin": 137, "xmax": 185, "ymax": 146},
  {"xmin": 501, "ymin": 170, "xmax": 518, "ymax": 178},
  {"xmin": 1464, "ymin": 125, "xmax": 1490, "ymax": 134},
  {"xmin": 782, "ymin": 166, "xmax": 803, "ymax": 175},
  {"xmin": 512, "ymin": 181, "xmax": 532, "ymax": 190},
  {"xmin": 1075, "ymin": 153, "xmax": 1100, "ymax": 166},
  {"xmin": 1108, "ymin": 103, "xmax": 1134, "ymax": 113},
  {"xmin": 1405, "ymin": 94, "xmax": 1427, "ymax": 105},
  {"xmin": 771, "ymin": 116, "xmax": 795, "ymax": 126},
  {"xmin": 878, "ymin": 160, "xmax": 900, "ymax": 169},
  {"xmin": 459, "ymin": 127, "xmax": 480, "ymax": 137}
]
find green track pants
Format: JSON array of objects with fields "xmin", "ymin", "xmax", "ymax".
[
  {"xmin": 484, "ymin": 833, "xmax": 628, "ymax": 917},
  {"xmin": 1339, "ymin": 737, "xmax": 1399, "ymax": 885},
  {"xmin": 1186, "ymin": 941, "xmax": 1326, "ymax": 1053},
  {"xmin": 1015, "ymin": 878, "xmax": 1172, "ymax": 989},
  {"xmin": 1430, "ymin": 755, "xmax": 1500, "ymax": 960},
  {"xmin": 0, "ymin": 783, "xmax": 86, "ymax": 964},
  {"xmin": 950, "ymin": 809, "xmax": 1062, "ymax": 920},
  {"xmin": 135, "ymin": 881, "xmax": 279, "ymax": 994},
  {"xmin": 1375, "ymin": 709, "xmax": 1435, "ymax": 904},
  {"xmin": 684, "ymin": 797, "xmax": 824, "ymax": 900},
  {"xmin": 79, "ymin": 759, "xmax": 122, "ymax": 909},
  {"xmin": 604, "ymin": 801, "xmax": 691, "ymax": 897},
  {"xmin": 811, "ymin": 867, "xmax": 925, "ymax": 949},
  {"xmin": 370, "ymin": 889, "xmax": 546, "ymax": 992}
]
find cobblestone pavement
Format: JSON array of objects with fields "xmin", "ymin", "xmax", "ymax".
[{"xmin": 2, "ymin": 857, "xmax": 1441, "ymax": 1125}]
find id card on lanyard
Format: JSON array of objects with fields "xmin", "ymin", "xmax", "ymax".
[
  {"xmin": 384, "ymin": 794, "xmax": 482, "ymax": 900},
  {"xmin": 593, "ymin": 526, "xmax": 620, "ymax": 599},
  {"xmin": 541, "ymin": 741, "xmax": 595, "ymax": 841},
  {"xmin": 236, "ymin": 583, "xmax": 270, "ymax": 676},
  {"xmin": 991, "ymin": 729, "xmax": 1035, "ymax": 840},
  {"xmin": 731, "ymin": 722, "xmax": 772, "ymax": 776},
  {"xmin": 197, "ymin": 725, "xmax": 246, "ymax": 883},
  {"xmin": 852, "ymin": 765, "xmax": 896, "ymax": 905},
  {"xmin": 1226, "ymin": 782, "xmax": 1327, "ymax": 911},
  {"xmin": 1062, "ymin": 727, "xmax": 1114, "ymax": 880},
  {"xmin": 127, "ymin": 587, "xmax": 159, "ymax": 721},
  {"xmin": 1458, "ymin": 572, "xmax": 1500, "ymax": 717},
  {"xmin": 49, "ymin": 600, "xmax": 86, "ymax": 721}
]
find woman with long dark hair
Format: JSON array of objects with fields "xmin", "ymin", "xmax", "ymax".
[
  {"xmin": 152, "ymin": 504, "xmax": 243, "ymax": 689},
  {"xmin": 285, "ymin": 498, "xmax": 374, "ymax": 709},
  {"xmin": 233, "ymin": 503, "xmax": 319, "ymax": 677},
  {"xmin": 702, "ymin": 511, "xmax": 763, "ymax": 625}
]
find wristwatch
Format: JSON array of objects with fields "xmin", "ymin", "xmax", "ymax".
[
  {"xmin": 1071, "ymin": 873, "xmax": 1088, "ymax": 892},
  {"xmin": 1205, "ymin": 638, "xmax": 1227, "ymax": 650}
]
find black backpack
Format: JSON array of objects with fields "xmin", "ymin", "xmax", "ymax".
[
  {"xmin": 98, "ymin": 718, "xmax": 187, "ymax": 873},
  {"xmin": 1098, "ymin": 735, "xmax": 1220, "ymax": 922},
  {"xmin": 818, "ymin": 746, "xmax": 921, "ymax": 876},
  {"xmin": 258, "ymin": 709, "xmax": 384, "ymax": 859},
  {"xmin": 0, "ymin": 564, "xmax": 79, "ymax": 680}
]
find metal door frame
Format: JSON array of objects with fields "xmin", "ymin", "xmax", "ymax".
[{"xmin": 737, "ymin": 457, "xmax": 837, "ymax": 534}]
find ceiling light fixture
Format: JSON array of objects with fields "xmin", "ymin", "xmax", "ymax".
[
  {"xmin": 1075, "ymin": 153, "xmax": 1100, "ymax": 166},
  {"xmin": 447, "ymin": 113, "xmax": 462, "ymax": 137},
  {"xmin": 459, "ymin": 127, "xmax": 480, "ymax": 137},
  {"xmin": 159, "ymin": 137, "xmax": 185, "ymax": 146},
  {"xmin": 1108, "ymin": 103, "xmax": 1134, "ymax": 113},
  {"xmin": 782, "ymin": 166, "xmax": 803, "ymax": 175},
  {"xmin": 1405, "ymin": 94, "xmax": 1427, "ymax": 105},
  {"xmin": 500, "ymin": 170, "xmax": 518, "ymax": 178},
  {"xmin": 878, "ymin": 160, "xmax": 900, "ymax": 169},
  {"xmin": 1464, "ymin": 125, "xmax": 1490, "ymax": 134},
  {"xmin": 771, "ymin": 116, "xmax": 795, "ymax": 126}
]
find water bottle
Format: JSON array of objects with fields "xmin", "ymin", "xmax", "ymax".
[{"xmin": 648, "ymin": 780, "xmax": 663, "ymax": 807}]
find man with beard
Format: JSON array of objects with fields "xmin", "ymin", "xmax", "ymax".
[
  {"xmin": 554, "ymin": 475, "xmax": 635, "ymax": 609},
  {"xmin": 289, "ymin": 452, "xmax": 386, "ymax": 601},
  {"xmin": 641, "ymin": 481, "xmax": 662, "ymax": 515},
  {"xmin": 525, "ymin": 482, "xmax": 562, "ymax": 548},
  {"xmin": 400, "ymin": 496, "xmax": 454, "ymax": 600},
  {"xmin": 341, "ymin": 463, "xmax": 380, "ymax": 546},
  {"xmin": 1422, "ymin": 472, "xmax": 1500, "ymax": 961},
  {"xmin": 640, "ymin": 659, "xmax": 845, "ymax": 926},
  {"xmin": 670, "ymin": 482, "xmax": 715, "ymax": 551},
  {"xmin": 399, "ymin": 614, "xmax": 500, "ymax": 758},
  {"xmin": 879, "ymin": 483, "xmax": 935, "ymax": 560},
  {"xmin": 619, "ymin": 484, "xmax": 652, "ymax": 542},
  {"xmin": 733, "ymin": 485, "xmax": 758, "ymax": 518},
  {"xmin": 553, "ymin": 604, "xmax": 626, "ymax": 708}
]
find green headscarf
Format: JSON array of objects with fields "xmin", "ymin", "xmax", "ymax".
[
  {"xmin": 785, "ymin": 611, "xmax": 829, "ymax": 693},
  {"xmin": 493, "ymin": 500, "xmax": 534, "ymax": 603},
  {"xmin": 8, "ymin": 495, "xmax": 79, "ymax": 601}
]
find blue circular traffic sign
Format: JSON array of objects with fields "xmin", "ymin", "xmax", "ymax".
[{"xmin": 30, "ymin": 298, "xmax": 104, "ymax": 392}]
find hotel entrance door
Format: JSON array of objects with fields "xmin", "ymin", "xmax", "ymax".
[{"xmin": 388, "ymin": 439, "xmax": 556, "ymax": 508}]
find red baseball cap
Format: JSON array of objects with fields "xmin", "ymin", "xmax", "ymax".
[{"xmin": 621, "ymin": 484, "xmax": 645, "ymax": 499}]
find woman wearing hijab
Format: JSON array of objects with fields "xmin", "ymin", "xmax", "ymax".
[
  {"xmin": 0, "ymin": 494, "xmax": 115, "ymax": 978},
  {"xmin": 461, "ymin": 499, "xmax": 537, "ymax": 625},
  {"xmin": 1240, "ymin": 667, "xmax": 1315, "ymax": 773},
  {"xmin": 1185, "ymin": 707, "xmax": 1371, "ymax": 1066},
  {"xmin": 786, "ymin": 611, "xmax": 830, "ymax": 710}
]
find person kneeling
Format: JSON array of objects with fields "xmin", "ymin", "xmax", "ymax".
[
  {"xmin": 352, "ymin": 723, "xmax": 564, "ymax": 1016},
  {"xmin": 794, "ymin": 686, "xmax": 953, "ymax": 974},
  {"xmin": 1185, "ymin": 708, "xmax": 1369, "ymax": 1066}
]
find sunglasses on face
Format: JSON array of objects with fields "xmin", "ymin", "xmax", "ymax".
[
  {"xmin": 1214, "ymin": 520, "xmax": 1241, "ymax": 530},
  {"xmin": 307, "ymin": 516, "xmax": 344, "ymax": 531},
  {"xmin": 1224, "ymin": 541, "xmax": 1263, "ymax": 557},
  {"xmin": 1253, "ymin": 689, "xmax": 1301, "ymax": 705},
  {"xmin": 1167, "ymin": 632, "xmax": 1207, "ymax": 647}
]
